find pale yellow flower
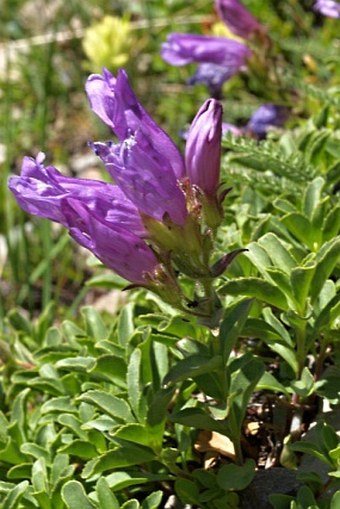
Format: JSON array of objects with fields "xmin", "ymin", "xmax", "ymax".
[{"xmin": 82, "ymin": 15, "xmax": 133, "ymax": 71}]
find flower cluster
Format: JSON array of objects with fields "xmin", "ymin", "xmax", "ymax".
[
  {"xmin": 9, "ymin": 69, "xmax": 228, "ymax": 314},
  {"xmin": 82, "ymin": 15, "xmax": 133, "ymax": 72},
  {"xmin": 161, "ymin": 0, "xmax": 265, "ymax": 96}
]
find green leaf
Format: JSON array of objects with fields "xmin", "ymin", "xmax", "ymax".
[
  {"xmin": 327, "ymin": 160, "xmax": 340, "ymax": 186},
  {"xmin": 1, "ymin": 481, "xmax": 29, "ymax": 509},
  {"xmin": 147, "ymin": 386, "xmax": 176, "ymax": 426},
  {"xmin": 281, "ymin": 213, "xmax": 314, "ymax": 249},
  {"xmin": 82, "ymin": 416, "xmax": 118, "ymax": 432},
  {"xmin": 227, "ymin": 356, "xmax": 265, "ymax": 432},
  {"xmin": 157, "ymin": 315, "xmax": 198, "ymax": 338},
  {"xmin": 61, "ymin": 481, "xmax": 95, "ymax": 509},
  {"xmin": 121, "ymin": 500, "xmax": 140, "ymax": 509},
  {"xmin": 290, "ymin": 264, "xmax": 316, "ymax": 313},
  {"xmin": 246, "ymin": 242, "xmax": 272, "ymax": 274},
  {"xmin": 217, "ymin": 459, "xmax": 256, "ymax": 491},
  {"xmin": 81, "ymin": 445, "xmax": 155, "ymax": 478},
  {"xmin": 32, "ymin": 458, "xmax": 49, "ymax": 494},
  {"xmin": 118, "ymin": 304, "xmax": 134, "ymax": 347},
  {"xmin": 141, "ymin": 491, "xmax": 163, "ymax": 509},
  {"xmin": 175, "ymin": 479, "xmax": 200, "ymax": 505},
  {"xmin": 127, "ymin": 348, "xmax": 142, "ymax": 420},
  {"xmin": 50, "ymin": 454, "xmax": 72, "ymax": 490},
  {"xmin": 219, "ymin": 278, "xmax": 288, "ymax": 310},
  {"xmin": 170, "ymin": 408, "xmax": 226, "ymax": 434},
  {"xmin": 303, "ymin": 177, "xmax": 325, "ymax": 218},
  {"xmin": 7, "ymin": 309, "xmax": 32, "ymax": 335},
  {"xmin": 81, "ymin": 306, "xmax": 107, "ymax": 340},
  {"xmin": 163, "ymin": 354, "xmax": 222, "ymax": 386},
  {"xmin": 20, "ymin": 443, "xmax": 50, "ymax": 463},
  {"xmin": 78, "ymin": 390, "xmax": 135, "ymax": 422},
  {"xmin": 263, "ymin": 307, "xmax": 294, "ymax": 346},
  {"xmin": 113, "ymin": 423, "xmax": 163, "ymax": 452},
  {"xmin": 7, "ymin": 464, "xmax": 32, "ymax": 480},
  {"xmin": 41, "ymin": 397, "xmax": 77, "ymax": 415},
  {"xmin": 57, "ymin": 414, "xmax": 88, "ymax": 440},
  {"xmin": 290, "ymin": 367, "xmax": 315, "ymax": 398},
  {"xmin": 86, "ymin": 273, "xmax": 127, "ymax": 289},
  {"xmin": 104, "ymin": 472, "xmax": 173, "ymax": 491},
  {"xmin": 310, "ymin": 237, "xmax": 340, "ymax": 302},
  {"xmin": 59, "ymin": 440, "xmax": 99, "ymax": 460},
  {"xmin": 56, "ymin": 357, "xmax": 96, "ymax": 372},
  {"xmin": 268, "ymin": 494, "xmax": 294, "ymax": 509},
  {"xmin": 323, "ymin": 206, "xmax": 340, "ymax": 242},
  {"xmin": 90, "ymin": 355, "xmax": 127, "ymax": 388},
  {"xmin": 267, "ymin": 343, "xmax": 299, "ymax": 375},
  {"xmin": 296, "ymin": 486, "xmax": 317, "ymax": 507},
  {"xmin": 257, "ymin": 372, "xmax": 290, "ymax": 396},
  {"xmin": 289, "ymin": 441, "xmax": 332, "ymax": 467},
  {"xmin": 219, "ymin": 300, "xmax": 253, "ymax": 364},
  {"xmin": 331, "ymin": 491, "xmax": 340, "ymax": 509},
  {"xmin": 258, "ymin": 233, "xmax": 296, "ymax": 273},
  {"xmin": 96, "ymin": 478, "xmax": 119, "ymax": 509}
]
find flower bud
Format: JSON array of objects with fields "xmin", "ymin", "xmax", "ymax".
[
  {"xmin": 215, "ymin": 0, "xmax": 263, "ymax": 39},
  {"xmin": 185, "ymin": 99, "xmax": 223, "ymax": 197}
]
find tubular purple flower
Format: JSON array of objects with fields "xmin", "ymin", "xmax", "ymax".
[
  {"xmin": 215, "ymin": 0, "xmax": 263, "ymax": 38},
  {"xmin": 90, "ymin": 134, "xmax": 188, "ymax": 225},
  {"xmin": 246, "ymin": 104, "xmax": 289, "ymax": 139},
  {"xmin": 185, "ymin": 99, "xmax": 223, "ymax": 196},
  {"xmin": 161, "ymin": 34, "xmax": 251, "ymax": 95},
  {"xmin": 161, "ymin": 33, "xmax": 251, "ymax": 67},
  {"xmin": 61, "ymin": 198, "xmax": 159, "ymax": 285},
  {"xmin": 188, "ymin": 63, "xmax": 238, "ymax": 97},
  {"xmin": 8, "ymin": 153, "xmax": 146, "ymax": 236},
  {"xmin": 314, "ymin": 0, "xmax": 340, "ymax": 17},
  {"xmin": 85, "ymin": 68, "xmax": 184, "ymax": 179}
]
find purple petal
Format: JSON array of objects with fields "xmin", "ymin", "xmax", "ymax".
[
  {"xmin": 185, "ymin": 99, "xmax": 223, "ymax": 196},
  {"xmin": 314, "ymin": 0, "xmax": 340, "ymax": 17},
  {"xmin": 86, "ymin": 68, "xmax": 184, "ymax": 179},
  {"xmin": 161, "ymin": 33, "xmax": 251, "ymax": 67},
  {"xmin": 61, "ymin": 198, "xmax": 158, "ymax": 284},
  {"xmin": 91, "ymin": 136, "xmax": 188, "ymax": 225},
  {"xmin": 215, "ymin": 0, "xmax": 263, "ymax": 38},
  {"xmin": 8, "ymin": 153, "xmax": 145, "ymax": 236}
]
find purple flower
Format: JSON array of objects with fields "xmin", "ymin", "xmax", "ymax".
[
  {"xmin": 8, "ymin": 153, "xmax": 158, "ymax": 284},
  {"xmin": 161, "ymin": 34, "xmax": 250, "ymax": 67},
  {"xmin": 185, "ymin": 99, "xmax": 223, "ymax": 196},
  {"xmin": 161, "ymin": 34, "xmax": 251, "ymax": 95},
  {"xmin": 246, "ymin": 104, "xmax": 289, "ymax": 139},
  {"xmin": 215, "ymin": 0, "xmax": 263, "ymax": 39},
  {"xmin": 188, "ymin": 63, "xmax": 238, "ymax": 97},
  {"xmin": 8, "ymin": 153, "xmax": 145, "ymax": 235},
  {"xmin": 314, "ymin": 0, "xmax": 340, "ymax": 17},
  {"xmin": 85, "ymin": 69, "xmax": 184, "ymax": 180}
]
